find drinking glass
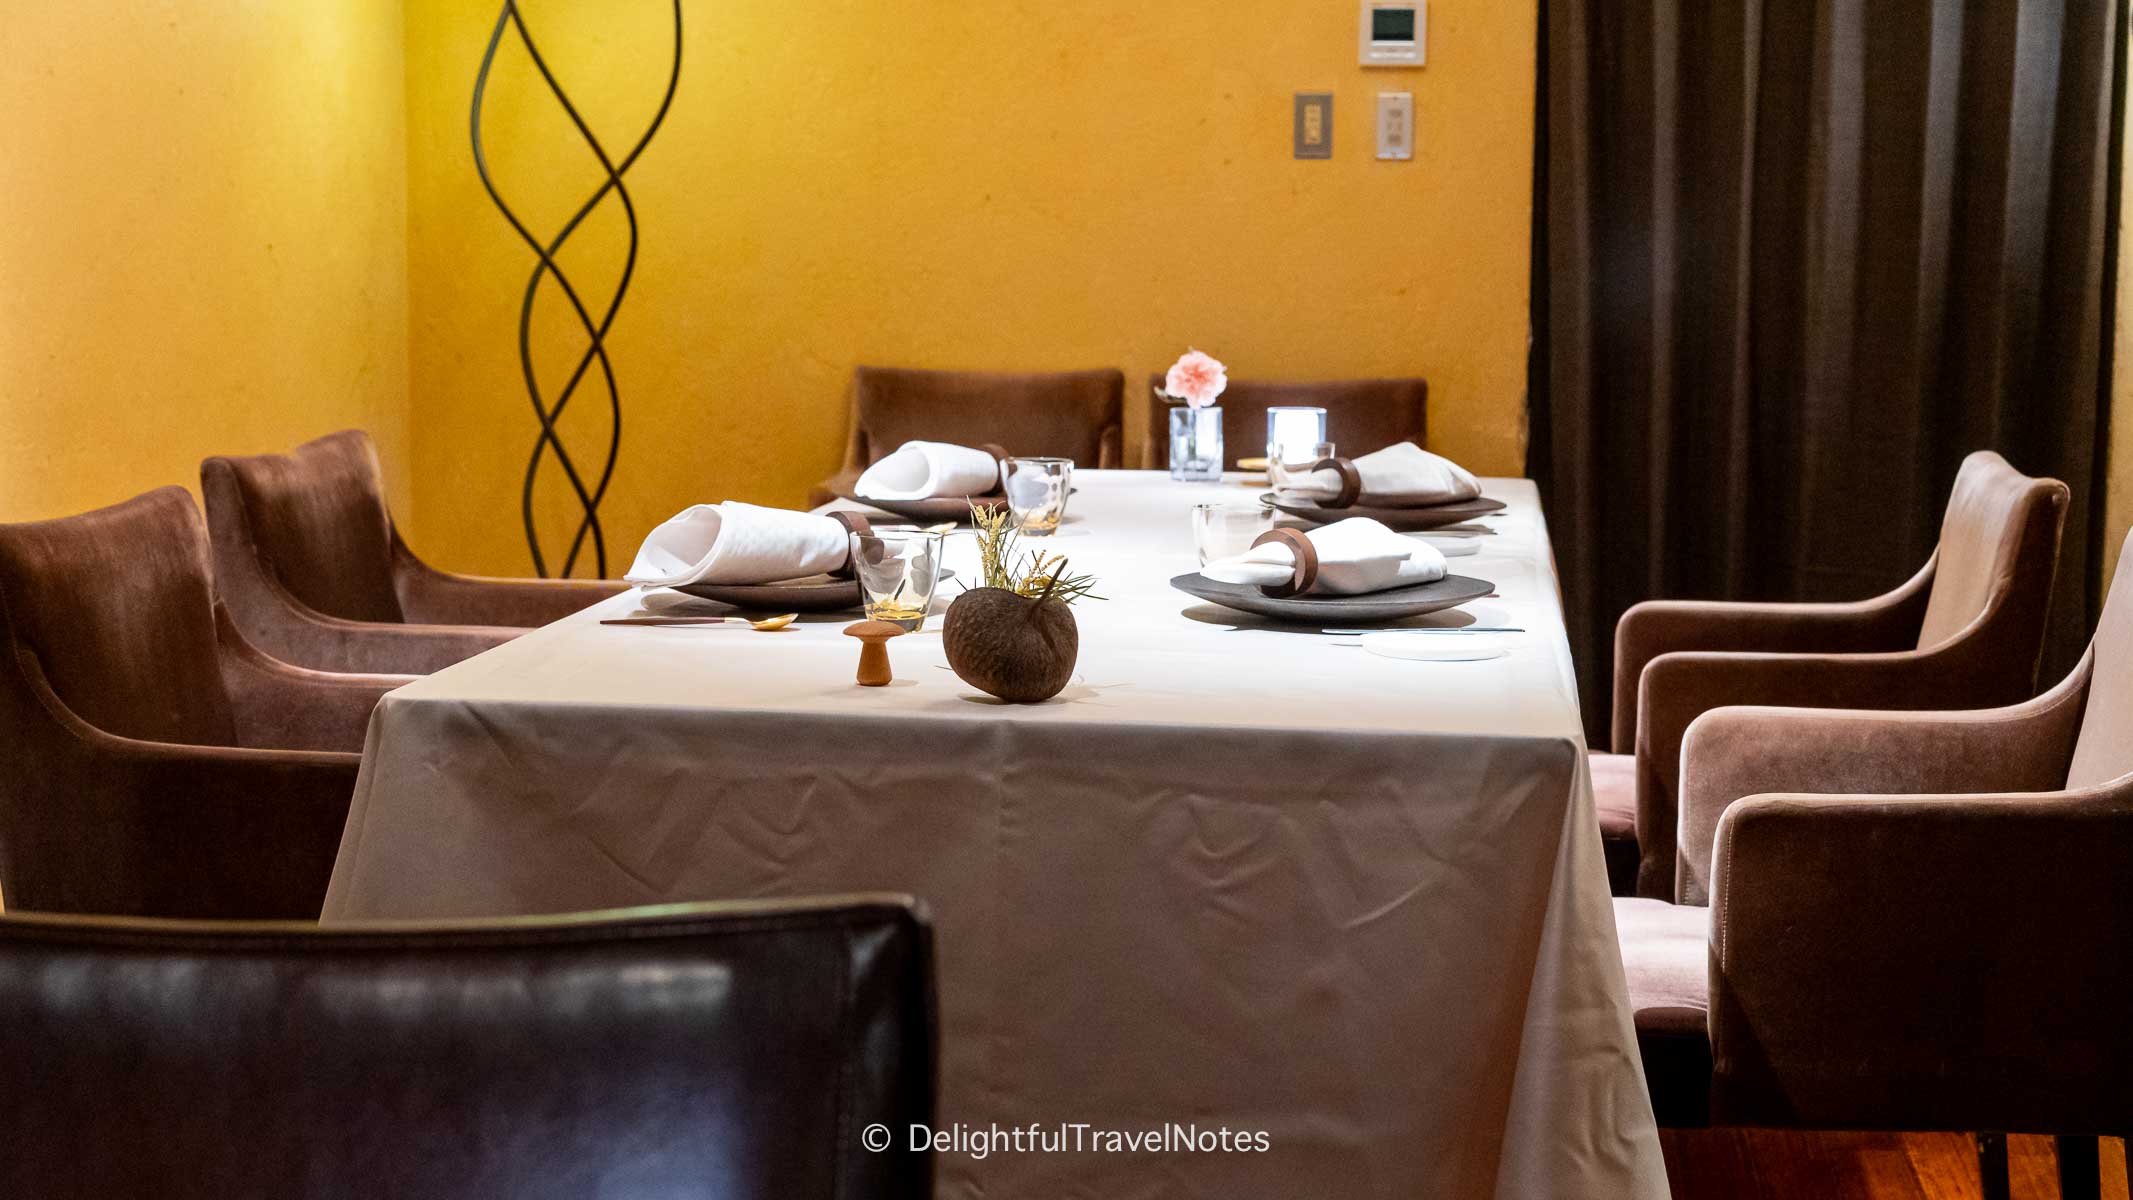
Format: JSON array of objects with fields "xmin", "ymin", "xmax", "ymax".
[
  {"xmin": 1268, "ymin": 441, "xmax": 1336, "ymax": 493},
  {"xmin": 848, "ymin": 531, "xmax": 944, "ymax": 631},
  {"xmin": 1191, "ymin": 502, "xmax": 1274, "ymax": 566},
  {"xmin": 1265, "ymin": 406, "xmax": 1328, "ymax": 468},
  {"xmin": 1004, "ymin": 456, "xmax": 1073, "ymax": 536}
]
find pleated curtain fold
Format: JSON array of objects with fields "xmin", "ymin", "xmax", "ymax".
[{"xmin": 1533, "ymin": 0, "xmax": 2122, "ymax": 745}]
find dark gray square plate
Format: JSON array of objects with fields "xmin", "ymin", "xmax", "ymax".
[
  {"xmin": 1263, "ymin": 494, "xmax": 1507, "ymax": 531},
  {"xmin": 673, "ymin": 576, "xmax": 860, "ymax": 612},
  {"xmin": 839, "ymin": 488, "xmax": 1078, "ymax": 524},
  {"xmin": 1169, "ymin": 572, "xmax": 1495, "ymax": 624},
  {"xmin": 673, "ymin": 568, "xmax": 956, "ymax": 613},
  {"xmin": 838, "ymin": 492, "xmax": 1006, "ymax": 523}
]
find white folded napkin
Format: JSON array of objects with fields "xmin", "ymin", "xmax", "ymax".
[
  {"xmin": 854, "ymin": 440, "xmax": 1002, "ymax": 500},
  {"xmin": 624, "ymin": 501, "xmax": 851, "ymax": 588},
  {"xmin": 1201, "ymin": 518, "xmax": 1448, "ymax": 596},
  {"xmin": 1277, "ymin": 442, "xmax": 1481, "ymax": 507}
]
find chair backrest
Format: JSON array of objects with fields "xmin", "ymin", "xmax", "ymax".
[
  {"xmin": 201, "ymin": 429, "xmax": 404, "ymax": 623},
  {"xmin": 2068, "ymin": 530, "xmax": 2133, "ymax": 790},
  {"xmin": 1915, "ymin": 450, "xmax": 2067, "ymax": 651},
  {"xmin": 1144, "ymin": 375, "xmax": 1429, "ymax": 469},
  {"xmin": 0, "ymin": 897, "xmax": 936, "ymax": 1200},
  {"xmin": 851, "ymin": 366, "xmax": 1124, "ymax": 468},
  {"xmin": 0, "ymin": 488, "xmax": 235, "ymax": 746}
]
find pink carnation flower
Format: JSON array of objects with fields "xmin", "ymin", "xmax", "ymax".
[{"xmin": 1163, "ymin": 349, "xmax": 1228, "ymax": 409}]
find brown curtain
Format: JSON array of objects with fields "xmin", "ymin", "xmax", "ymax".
[{"xmin": 1532, "ymin": 0, "xmax": 2123, "ymax": 748}]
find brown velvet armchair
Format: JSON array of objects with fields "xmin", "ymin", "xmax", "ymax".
[
  {"xmin": 202, "ymin": 430, "xmax": 624, "ymax": 676},
  {"xmin": 1141, "ymin": 375, "xmax": 1428, "ymax": 469},
  {"xmin": 808, "ymin": 366, "xmax": 1125, "ymax": 507},
  {"xmin": 0, "ymin": 488, "xmax": 407, "ymax": 919},
  {"xmin": 1614, "ymin": 530, "xmax": 2133, "ymax": 1198},
  {"xmin": 1595, "ymin": 450, "xmax": 2068, "ymax": 898},
  {"xmin": 0, "ymin": 896, "xmax": 937, "ymax": 1199}
]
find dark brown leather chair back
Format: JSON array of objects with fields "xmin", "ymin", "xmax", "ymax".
[
  {"xmin": 202, "ymin": 429, "xmax": 405, "ymax": 624},
  {"xmin": 848, "ymin": 366, "xmax": 1124, "ymax": 468},
  {"xmin": 1143, "ymin": 375, "xmax": 1428, "ymax": 469},
  {"xmin": 1915, "ymin": 450, "xmax": 2068, "ymax": 652},
  {"xmin": 2068, "ymin": 536, "xmax": 2133, "ymax": 790},
  {"xmin": 0, "ymin": 898, "xmax": 937, "ymax": 1200},
  {"xmin": 0, "ymin": 487, "xmax": 236, "ymax": 746}
]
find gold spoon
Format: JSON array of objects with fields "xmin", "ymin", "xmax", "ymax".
[{"xmin": 601, "ymin": 612, "xmax": 799, "ymax": 630}]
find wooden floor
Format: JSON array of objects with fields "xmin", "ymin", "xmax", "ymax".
[{"xmin": 1662, "ymin": 1131, "xmax": 2129, "ymax": 1199}]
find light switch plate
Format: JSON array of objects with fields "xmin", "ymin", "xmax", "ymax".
[
  {"xmin": 1376, "ymin": 92, "xmax": 1414, "ymax": 160},
  {"xmin": 1294, "ymin": 92, "xmax": 1333, "ymax": 159}
]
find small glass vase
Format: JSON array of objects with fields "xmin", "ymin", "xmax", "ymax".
[{"xmin": 1168, "ymin": 405, "xmax": 1223, "ymax": 482}]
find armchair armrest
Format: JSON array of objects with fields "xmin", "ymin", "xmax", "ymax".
[
  {"xmin": 216, "ymin": 606, "xmax": 410, "ymax": 753},
  {"xmin": 1706, "ymin": 782, "xmax": 2133, "ymax": 1134},
  {"xmin": 390, "ymin": 533, "xmax": 623, "ymax": 628},
  {"xmin": 6, "ymin": 650, "xmax": 358, "ymax": 919},
  {"xmin": 1672, "ymin": 656, "xmax": 2091, "ymax": 903},
  {"xmin": 271, "ymin": 607, "xmax": 518, "ymax": 676},
  {"xmin": 1610, "ymin": 557, "xmax": 1934, "ymax": 754},
  {"xmin": 235, "ymin": 559, "xmax": 521, "ymax": 675},
  {"xmin": 1630, "ymin": 628, "xmax": 2036, "ymax": 897}
]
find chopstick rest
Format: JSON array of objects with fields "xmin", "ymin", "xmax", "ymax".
[{"xmin": 1250, "ymin": 528, "xmax": 1320, "ymax": 599}]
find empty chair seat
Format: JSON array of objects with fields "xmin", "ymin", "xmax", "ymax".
[
  {"xmin": 0, "ymin": 896, "xmax": 937, "ymax": 1199},
  {"xmin": 811, "ymin": 366, "xmax": 1124, "ymax": 507},
  {"xmin": 202, "ymin": 429, "xmax": 624, "ymax": 675},
  {"xmin": 1604, "ymin": 450, "xmax": 2067, "ymax": 898},
  {"xmin": 0, "ymin": 488, "xmax": 404, "ymax": 917},
  {"xmin": 1614, "ymin": 528, "xmax": 2133, "ymax": 1194}
]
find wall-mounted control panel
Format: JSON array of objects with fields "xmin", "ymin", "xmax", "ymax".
[
  {"xmin": 1294, "ymin": 92, "xmax": 1333, "ymax": 159},
  {"xmin": 1360, "ymin": 0, "xmax": 1426, "ymax": 67},
  {"xmin": 1375, "ymin": 92, "xmax": 1414, "ymax": 160}
]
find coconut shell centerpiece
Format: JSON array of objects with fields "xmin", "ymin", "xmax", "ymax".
[
  {"xmin": 943, "ymin": 501, "xmax": 1101, "ymax": 704},
  {"xmin": 944, "ymin": 588, "xmax": 1079, "ymax": 702}
]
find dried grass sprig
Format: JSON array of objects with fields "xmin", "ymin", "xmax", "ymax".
[{"xmin": 968, "ymin": 501, "xmax": 1102, "ymax": 604}]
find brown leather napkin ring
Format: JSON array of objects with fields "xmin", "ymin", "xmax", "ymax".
[
  {"xmin": 1312, "ymin": 457, "xmax": 1364, "ymax": 509},
  {"xmin": 1251, "ymin": 528, "xmax": 1319, "ymax": 598},
  {"xmin": 828, "ymin": 511, "xmax": 875, "ymax": 579}
]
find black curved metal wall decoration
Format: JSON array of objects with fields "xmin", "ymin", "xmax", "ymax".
[{"xmin": 470, "ymin": 1, "xmax": 681, "ymax": 578}]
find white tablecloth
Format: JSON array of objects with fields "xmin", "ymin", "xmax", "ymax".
[{"xmin": 323, "ymin": 471, "xmax": 1665, "ymax": 1199}]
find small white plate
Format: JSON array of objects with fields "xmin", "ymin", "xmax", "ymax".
[
  {"xmin": 1359, "ymin": 631, "xmax": 1514, "ymax": 662},
  {"xmin": 1416, "ymin": 535, "xmax": 1481, "ymax": 557}
]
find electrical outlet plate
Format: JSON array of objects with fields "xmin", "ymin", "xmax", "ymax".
[
  {"xmin": 1376, "ymin": 92, "xmax": 1414, "ymax": 160},
  {"xmin": 1294, "ymin": 92, "xmax": 1333, "ymax": 159}
]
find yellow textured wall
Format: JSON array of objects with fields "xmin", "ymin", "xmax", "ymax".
[
  {"xmin": 0, "ymin": 2, "xmax": 410, "ymax": 525},
  {"xmin": 404, "ymin": 0, "xmax": 1537, "ymax": 575}
]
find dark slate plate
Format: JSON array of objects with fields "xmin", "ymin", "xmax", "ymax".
[
  {"xmin": 672, "ymin": 568, "xmax": 958, "ymax": 614},
  {"xmin": 838, "ymin": 492, "xmax": 1007, "ymax": 523},
  {"xmin": 673, "ymin": 576, "xmax": 861, "ymax": 612},
  {"xmin": 839, "ymin": 488, "xmax": 1078, "ymax": 524},
  {"xmin": 1169, "ymin": 572, "xmax": 1495, "ymax": 624},
  {"xmin": 1263, "ymin": 494, "xmax": 1508, "ymax": 531}
]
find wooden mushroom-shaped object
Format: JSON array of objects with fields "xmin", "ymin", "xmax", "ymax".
[{"xmin": 843, "ymin": 619, "xmax": 906, "ymax": 686}]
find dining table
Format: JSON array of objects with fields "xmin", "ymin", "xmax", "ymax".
[{"xmin": 321, "ymin": 470, "xmax": 1667, "ymax": 1199}]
